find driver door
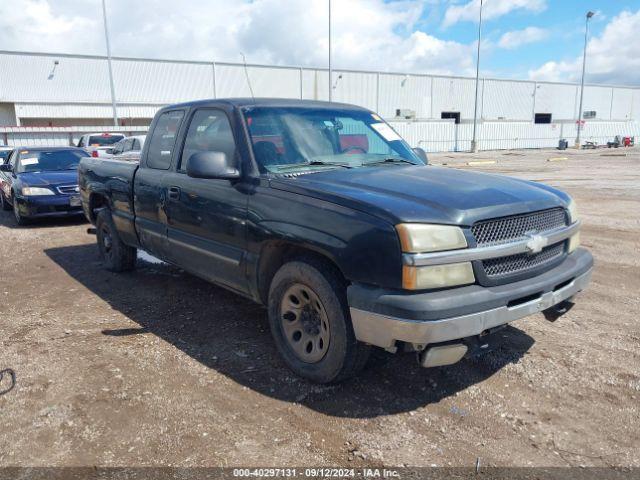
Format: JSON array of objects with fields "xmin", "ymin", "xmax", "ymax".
[{"xmin": 163, "ymin": 108, "xmax": 249, "ymax": 294}]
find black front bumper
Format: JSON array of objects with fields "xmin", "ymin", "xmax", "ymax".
[
  {"xmin": 15, "ymin": 195, "xmax": 84, "ymax": 218},
  {"xmin": 348, "ymin": 248, "xmax": 594, "ymax": 322}
]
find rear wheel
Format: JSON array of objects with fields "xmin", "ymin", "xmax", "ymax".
[
  {"xmin": 268, "ymin": 258, "xmax": 370, "ymax": 383},
  {"xmin": 96, "ymin": 209, "xmax": 136, "ymax": 272}
]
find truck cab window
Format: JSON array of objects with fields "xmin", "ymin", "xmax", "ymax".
[
  {"xmin": 179, "ymin": 109, "xmax": 236, "ymax": 171},
  {"xmin": 147, "ymin": 110, "xmax": 185, "ymax": 170}
]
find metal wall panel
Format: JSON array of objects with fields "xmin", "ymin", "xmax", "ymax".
[
  {"xmin": 582, "ymin": 86, "xmax": 613, "ymax": 120},
  {"xmin": 533, "ymin": 83, "xmax": 577, "ymax": 120},
  {"xmin": 0, "ymin": 103, "xmax": 16, "ymax": 125},
  {"xmin": 0, "ymin": 52, "xmax": 640, "ymax": 128},
  {"xmin": 481, "ymin": 80, "xmax": 533, "ymax": 120},
  {"xmin": 301, "ymin": 69, "xmax": 329, "ymax": 101},
  {"xmin": 0, "ymin": 52, "xmax": 111, "ymax": 103},
  {"xmin": 632, "ymin": 90, "xmax": 640, "ymax": 121},
  {"xmin": 113, "ymin": 60, "xmax": 213, "ymax": 103},
  {"xmin": 390, "ymin": 120, "xmax": 639, "ymax": 151},
  {"xmin": 15, "ymin": 103, "xmax": 161, "ymax": 119},
  {"xmin": 215, "ymin": 64, "xmax": 300, "ymax": 99},
  {"xmin": 330, "ymin": 71, "xmax": 377, "ymax": 111},
  {"xmin": 377, "ymin": 74, "xmax": 431, "ymax": 118},
  {"xmin": 389, "ymin": 121, "xmax": 463, "ymax": 152},
  {"xmin": 610, "ymin": 88, "xmax": 634, "ymax": 120},
  {"xmin": 431, "ymin": 77, "xmax": 476, "ymax": 120}
]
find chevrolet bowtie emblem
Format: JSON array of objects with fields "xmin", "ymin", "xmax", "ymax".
[{"xmin": 525, "ymin": 233, "xmax": 548, "ymax": 254}]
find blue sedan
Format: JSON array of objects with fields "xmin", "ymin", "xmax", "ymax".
[{"xmin": 0, "ymin": 147, "xmax": 90, "ymax": 225}]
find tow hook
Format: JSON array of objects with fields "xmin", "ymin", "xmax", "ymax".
[{"xmin": 543, "ymin": 299, "xmax": 574, "ymax": 322}]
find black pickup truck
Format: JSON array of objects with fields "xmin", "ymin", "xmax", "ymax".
[{"xmin": 79, "ymin": 98, "xmax": 593, "ymax": 383}]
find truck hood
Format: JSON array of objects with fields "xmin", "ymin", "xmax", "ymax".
[
  {"xmin": 270, "ymin": 165, "xmax": 570, "ymax": 226},
  {"xmin": 18, "ymin": 171, "xmax": 79, "ymax": 189}
]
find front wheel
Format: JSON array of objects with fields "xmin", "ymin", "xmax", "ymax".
[
  {"xmin": 0, "ymin": 191, "xmax": 11, "ymax": 211},
  {"xmin": 268, "ymin": 259, "xmax": 370, "ymax": 384},
  {"xmin": 12, "ymin": 195, "xmax": 29, "ymax": 226},
  {"xmin": 96, "ymin": 209, "xmax": 136, "ymax": 272}
]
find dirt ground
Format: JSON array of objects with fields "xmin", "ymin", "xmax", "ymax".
[{"xmin": 1, "ymin": 148, "xmax": 639, "ymax": 468}]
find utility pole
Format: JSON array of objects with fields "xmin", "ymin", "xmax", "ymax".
[
  {"xmin": 470, "ymin": 0, "xmax": 483, "ymax": 153},
  {"xmin": 575, "ymin": 11, "xmax": 595, "ymax": 148},
  {"xmin": 328, "ymin": 0, "xmax": 332, "ymax": 102},
  {"xmin": 101, "ymin": 0, "xmax": 119, "ymax": 126}
]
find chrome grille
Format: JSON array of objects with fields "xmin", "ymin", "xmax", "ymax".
[
  {"xmin": 482, "ymin": 243, "xmax": 565, "ymax": 277},
  {"xmin": 472, "ymin": 208, "xmax": 567, "ymax": 247},
  {"xmin": 57, "ymin": 185, "xmax": 79, "ymax": 195},
  {"xmin": 472, "ymin": 208, "xmax": 568, "ymax": 279}
]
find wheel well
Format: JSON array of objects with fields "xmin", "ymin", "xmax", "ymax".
[
  {"xmin": 257, "ymin": 242, "xmax": 347, "ymax": 305},
  {"xmin": 88, "ymin": 193, "xmax": 108, "ymax": 223}
]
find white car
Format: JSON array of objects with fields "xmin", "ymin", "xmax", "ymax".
[
  {"xmin": 109, "ymin": 135, "xmax": 145, "ymax": 162},
  {"xmin": 77, "ymin": 132, "xmax": 125, "ymax": 158}
]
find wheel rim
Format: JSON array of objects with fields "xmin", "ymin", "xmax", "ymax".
[
  {"xmin": 100, "ymin": 225, "xmax": 114, "ymax": 259},
  {"xmin": 280, "ymin": 283, "xmax": 330, "ymax": 363}
]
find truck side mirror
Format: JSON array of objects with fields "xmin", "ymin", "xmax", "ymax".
[
  {"xmin": 413, "ymin": 147, "xmax": 428, "ymax": 164},
  {"xmin": 0, "ymin": 164, "xmax": 11, "ymax": 172},
  {"xmin": 186, "ymin": 151, "xmax": 240, "ymax": 180}
]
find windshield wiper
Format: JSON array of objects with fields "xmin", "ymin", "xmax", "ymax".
[
  {"xmin": 273, "ymin": 160, "xmax": 352, "ymax": 171},
  {"xmin": 307, "ymin": 160, "xmax": 353, "ymax": 168},
  {"xmin": 363, "ymin": 157, "xmax": 417, "ymax": 166}
]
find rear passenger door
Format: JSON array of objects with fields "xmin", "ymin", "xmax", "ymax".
[
  {"xmin": 163, "ymin": 108, "xmax": 249, "ymax": 293},
  {"xmin": 134, "ymin": 109, "xmax": 185, "ymax": 260}
]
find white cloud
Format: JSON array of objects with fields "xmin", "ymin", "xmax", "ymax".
[
  {"xmin": 0, "ymin": 0, "xmax": 476, "ymax": 76},
  {"xmin": 443, "ymin": 0, "xmax": 546, "ymax": 28},
  {"xmin": 497, "ymin": 27, "xmax": 547, "ymax": 50},
  {"xmin": 529, "ymin": 9, "xmax": 640, "ymax": 85}
]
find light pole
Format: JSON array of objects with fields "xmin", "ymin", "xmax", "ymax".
[
  {"xmin": 328, "ymin": 0, "xmax": 332, "ymax": 102},
  {"xmin": 470, "ymin": 0, "xmax": 483, "ymax": 153},
  {"xmin": 101, "ymin": 0, "xmax": 119, "ymax": 126},
  {"xmin": 575, "ymin": 11, "xmax": 595, "ymax": 148}
]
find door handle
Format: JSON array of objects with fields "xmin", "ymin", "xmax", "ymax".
[{"xmin": 168, "ymin": 186, "xmax": 181, "ymax": 199}]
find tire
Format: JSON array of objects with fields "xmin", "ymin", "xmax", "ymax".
[
  {"xmin": 12, "ymin": 194, "xmax": 29, "ymax": 226},
  {"xmin": 96, "ymin": 209, "xmax": 136, "ymax": 272},
  {"xmin": 268, "ymin": 258, "xmax": 370, "ymax": 384},
  {"xmin": 0, "ymin": 191, "xmax": 11, "ymax": 211}
]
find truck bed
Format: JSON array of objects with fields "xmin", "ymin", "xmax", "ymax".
[{"xmin": 78, "ymin": 157, "xmax": 139, "ymax": 241}]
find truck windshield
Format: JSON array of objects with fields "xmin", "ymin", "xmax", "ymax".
[
  {"xmin": 243, "ymin": 106, "xmax": 423, "ymax": 173},
  {"xmin": 17, "ymin": 149, "xmax": 88, "ymax": 173}
]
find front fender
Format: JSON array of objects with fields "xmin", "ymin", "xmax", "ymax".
[{"xmin": 247, "ymin": 185, "xmax": 404, "ymax": 292}]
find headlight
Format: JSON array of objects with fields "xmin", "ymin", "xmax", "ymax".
[
  {"xmin": 403, "ymin": 263, "xmax": 475, "ymax": 290},
  {"xmin": 22, "ymin": 186, "xmax": 54, "ymax": 196},
  {"xmin": 396, "ymin": 224, "xmax": 467, "ymax": 253},
  {"xmin": 567, "ymin": 198, "xmax": 579, "ymax": 224}
]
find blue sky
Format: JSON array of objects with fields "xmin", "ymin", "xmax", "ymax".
[
  {"xmin": 429, "ymin": 0, "xmax": 640, "ymax": 81},
  {"xmin": 1, "ymin": 0, "xmax": 639, "ymax": 85}
]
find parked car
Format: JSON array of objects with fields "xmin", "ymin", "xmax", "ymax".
[
  {"xmin": 78, "ymin": 98, "xmax": 593, "ymax": 383},
  {"xmin": 77, "ymin": 132, "xmax": 125, "ymax": 158},
  {"xmin": 109, "ymin": 135, "xmax": 145, "ymax": 161},
  {"xmin": 0, "ymin": 146, "xmax": 89, "ymax": 225}
]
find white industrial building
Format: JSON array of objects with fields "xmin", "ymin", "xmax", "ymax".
[{"xmin": 1, "ymin": 50, "xmax": 639, "ymax": 151}]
